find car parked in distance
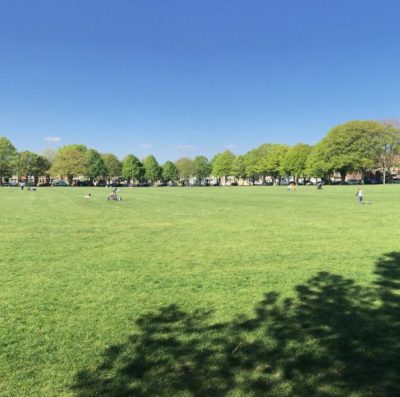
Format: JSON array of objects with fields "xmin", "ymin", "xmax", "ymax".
[
  {"xmin": 52, "ymin": 180, "xmax": 69, "ymax": 186},
  {"xmin": 298, "ymin": 179, "xmax": 313, "ymax": 185},
  {"xmin": 364, "ymin": 179, "xmax": 379, "ymax": 185},
  {"xmin": 76, "ymin": 180, "xmax": 91, "ymax": 187},
  {"xmin": 279, "ymin": 178, "xmax": 289, "ymax": 185},
  {"xmin": 346, "ymin": 179, "xmax": 362, "ymax": 185}
]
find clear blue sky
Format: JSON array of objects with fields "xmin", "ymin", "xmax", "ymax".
[{"xmin": 1, "ymin": 0, "xmax": 399, "ymax": 162}]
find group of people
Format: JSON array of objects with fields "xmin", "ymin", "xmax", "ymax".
[
  {"xmin": 19, "ymin": 181, "xmax": 36, "ymax": 192},
  {"xmin": 83, "ymin": 184, "xmax": 367, "ymax": 205},
  {"xmin": 285, "ymin": 180, "xmax": 370, "ymax": 205}
]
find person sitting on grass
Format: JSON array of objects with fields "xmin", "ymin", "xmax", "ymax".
[
  {"xmin": 108, "ymin": 187, "xmax": 117, "ymax": 200},
  {"xmin": 108, "ymin": 187, "xmax": 122, "ymax": 201},
  {"xmin": 84, "ymin": 193, "xmax": 92, "ymax": 198}
]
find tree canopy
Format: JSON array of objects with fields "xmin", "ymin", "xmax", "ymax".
[
  {"xmin": 175, "ymin": 157, "xmax": 193, "ymax": 184},
  {"xmin": 86, "ymin": 149, "xmax": 107, "ymax": 182},
  {"xmin": 121, "ymin": 155, "xmax": 144, "ymax": 184},
  {"xmin": 143, "ymin": 155, "xmax": 161, "ymax": 184},
  {"xmin": 315, "ymin": 120, "xmax": 384, "ymax": 181},
  {"xmin": 192, "ymin": 156, "xmax": 211, "ymax": 184},
  {"xmin": 162, "ymin": 161, "xmax": 179, "ymax": 183},
  {"xmin": 50, "ymin": 144, "xmax": 88, "ymax": 184},
  {"xmin": 281, "ymin": 144, "xmax": 312, "ymax": 179},
  {"xmin": 2, "ymin": 119, "xmax": 400, "ymax": 185},
  {"xmin": 212, "ymin": 150, "xmax": 235, "ymax": 178},
  {"xmin": 102, "ymin": 153, "xmax": 122, "ymax": 180},
  {"xmin": 17, "ymin": 151, "xmax": 50, "ymax": 183},
  {"xmin": 0, "ymin": 137, "xmax": 17, "ymax": 185}
]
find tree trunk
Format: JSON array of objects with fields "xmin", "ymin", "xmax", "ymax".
[{"xmin": 340, "ymin": 171, "xmax": 346, "ymax": 184}]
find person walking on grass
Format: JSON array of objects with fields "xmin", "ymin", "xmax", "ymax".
[{"xmin": 356, "ymin": 188, "xmax": 363, "ymax": 204}]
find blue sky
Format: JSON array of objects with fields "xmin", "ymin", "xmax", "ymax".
[{"xmin": 1, "ymin": 0, "xmax": 399, "ymax": 162}]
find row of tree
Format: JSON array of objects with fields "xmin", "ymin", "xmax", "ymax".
[{"xmin": 1, "ymin": 120, "xmax": 399, "ymax": 186}]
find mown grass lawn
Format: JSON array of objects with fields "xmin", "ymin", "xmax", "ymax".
[{"xmin": 1, "ymin": 185, "xmax": 399, "ymax": 396}]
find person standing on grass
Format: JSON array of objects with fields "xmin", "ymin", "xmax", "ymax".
[{"xmin": 355, "ymin": 188, "xmax": 363, "ymax": 204}]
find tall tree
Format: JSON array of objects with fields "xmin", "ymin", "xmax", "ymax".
[
  {"xmin": 305, "ymin": 142, "xmax": 333, "ymax": 180},
  {"xmin": 85, "ymin": 149, "xmax": 107, "ymax": 183},
  {"xmin": 211, "ymin": 150, "xmax": 235, "ymax": 182},
  {"xmin": 232, "ymin": 155, "xmax": 248, "ymax": 184},
  {"xmin": 376, "ymin": 123, "xmax": 400, "ymax": 184},
  {"xmin": 175, "ymin": 157, "xmax": 193, "ymax": 185},
  {"xmin": 162, "ymin": 161, "xmax": 179, "ymax": 183},
  {"xmin": 50, "ymin": 145, "xmax": 88, "ymax": 185},
  {"xmin": 281, "ymin": 144, "xmax": 312, "ymax": 182},
  {"xmin": 102, "ymin": 153, "xmax": 122, "ymax": 181},
  {"xmin": 263, "ymin": 144, "xmax": 289, "ymax": 183},
  {"xmin": 243, "ymin": 150, "xmax": 261, "ymax": 184},
  {"xmin": 316, "ymin": 120, "xmax": 383, "ymax": 182},
  {"xmin": 192, "ymin": 156, "xmax": 211, "ymax": 185},
  {"xmin": 0, "ymin": 137, "xmax": 17, "ymax": 185},
  {"xmin": 143, "ymin": 155, "xmax": 161, "ymax": 185},
  {"xmin": 17, "ymin": 151, "xmax": 50, "ymax": 185},
  {"xmin": 121, "ymin": 154, "xmax": 144, "ymax": 184},
  {"xmin": 243, "ymin": 144, "xmax": 288, "ymax": 183}
]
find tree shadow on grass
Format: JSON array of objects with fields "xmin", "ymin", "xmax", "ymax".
[{"xmin": 72, "ymin": 252, "xmax": 400, "ymax": 397}]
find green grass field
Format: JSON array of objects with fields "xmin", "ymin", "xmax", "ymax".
[{"xmin": 1, "ymin": 185, "xmax": 399, "ymax": 396}]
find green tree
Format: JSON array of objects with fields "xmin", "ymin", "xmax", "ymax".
[
  {"xmin": 243, "ymin": 150, "xmax": 261, "ymax": 184},
  {"xmin": 162, "ymin": 161, "xmax": 179, "ymax": 183},
  {"xmin": 17, "ymin": 151, "xmax": 50, "ymax": 185},
  {"xmin": 86, "ymin": 149, "xmax": 107, "ymax": 183},
  {"xmin": 263, "ymin": 144, "xmax": 289, "ymax": 183},
  {"xmin": 143, "ymin": 155, "xmax": 161, "ymax": 185},
  {"xmin": 232, "ymin": 155, "xmax": 248, "ymax": 184},
  {"xmin": 242, "ymin": 144, "xmax": 288, "ymax": 183},
  {"xmin": 50, "ymin": 144, "xmax": 88, "ymax": 185},
  {"xmin": 305, "ymin": 142, "xmax": 333, "ymax": 180},
  {"xmin": 211, "ymin": 150, "xmax": 235, "ymax": 182},
  {"xmin": 376, "ymin": 123, "xmax": 400, "ymax": 184},
  {"xmin": 192, "ymin": 156, "xmax": 211, "ymax": 185},
  {"xmin": 281, "ymin": 144, "xmax": 312, "ymax": 182},
  {"xmin": 0, "ymin": 137, "xmax": 17, "ymax": 185},
  {"xmin": 102, "ymin": 153, "xmax": 122, "ymax": 181},
  {"xmin": 175, "ymin": 157, "xmax": 193, "ymax": 185},
  {"xmin": 121, "ymin": 154, "xmax": 144, "ymax": 184},
  {"xmin": 316, "ymin": 120, "xmax": 384, "ymax": 182}
]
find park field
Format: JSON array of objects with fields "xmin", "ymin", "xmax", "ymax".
[{"xmin": 1, "ymin": 185, "xmax": 400, "ymax": 396}]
